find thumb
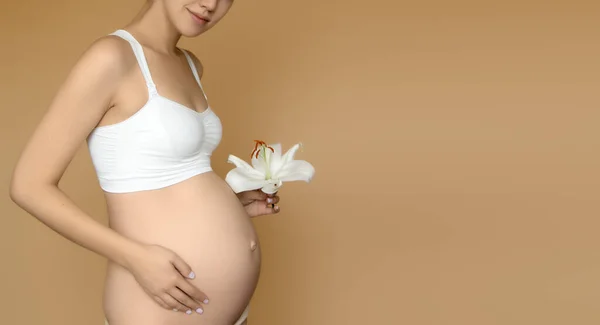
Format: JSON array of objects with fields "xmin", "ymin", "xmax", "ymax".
[
  {"xmin": 250, "ymin": 200, "xmax": 280, "ymax": 216},
  {"xmin": 171, "ymin": 254, "xmax": 195, "ymax": 279}
]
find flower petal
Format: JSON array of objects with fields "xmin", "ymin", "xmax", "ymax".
[
  {"xmin": 251, "ymin": 155, "xmax": 267, "ymax": 173},
  {"xmin": 275, "ymin": 160, "xmax": 315, "ymax": 183},
  {"xmin": 225, "ymin": 168, "xmax": 269, "ymax": 194},
  {"xmin": 251, "ymin": 143, "xmax": 282, "ymax": 177},
  {"xmin": 266, "ymin": 143, "xmax": 282, "ymax": 172},
  {"xmin": 270, "ymin": 143, "xmax": 282, "ymax": 156},
  {"xmin": 227, "ymin": 154, "xmax": 265, "ymax": 179},
  {"xmin": 271, "ymin": 143, "xmax": 302, "ymax": 177}
]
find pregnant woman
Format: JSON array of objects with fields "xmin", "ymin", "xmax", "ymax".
[{"xmin": 9, "ymin": 1, "xmax": 281, "ymax": 324}]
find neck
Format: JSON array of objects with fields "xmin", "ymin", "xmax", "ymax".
[{"xmin": 124, "ymin": 1, "xmax": 181, "ymax": 55}]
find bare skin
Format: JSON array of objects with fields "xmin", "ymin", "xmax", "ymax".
[
  {"xmin": 9, "ymin": 0, "xmax": 280, "ymax": 324},
  {"xmin": 103, "ymin": 173, "xmax": 263, "ymax": 324}
]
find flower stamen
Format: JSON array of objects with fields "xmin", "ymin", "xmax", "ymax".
[{"xmin": 250, "ymin": 140, "xmax": 274, "ymax": 159}]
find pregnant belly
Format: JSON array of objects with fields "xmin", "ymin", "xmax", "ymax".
[{"xmin": 102, "ymin": 172, "xmax": 261, "ymax": 325}]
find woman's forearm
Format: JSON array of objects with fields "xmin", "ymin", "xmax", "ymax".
[{"xmin": 9, "ymin": 184, "xmax": 141, "ymax": 269}]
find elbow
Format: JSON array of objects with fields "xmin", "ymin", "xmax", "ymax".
[
  {"xmin": 9, "ymin": 163, "xmax": 59, "ymax": 208},
  {"xmin": 9, "ymin": 176, "xmax": 28, "ymax": 207},
  {"xmin": 8, "ymin": 173, "xmax": 43, "ymax": 208}
]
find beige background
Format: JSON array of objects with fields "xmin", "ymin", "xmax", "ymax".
[{"xmin": 2, "ymin": 0, "xmax": 600, "ymax": 324}]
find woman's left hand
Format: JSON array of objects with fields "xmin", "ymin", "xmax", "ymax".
[{"xmin": 236, "ymin": 189, "xmax": 280, "ymax": 218}]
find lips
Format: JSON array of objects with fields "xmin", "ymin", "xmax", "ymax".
[{"xmin": 188, "ymin": 9, "xmax": 210, "ymax": 23}]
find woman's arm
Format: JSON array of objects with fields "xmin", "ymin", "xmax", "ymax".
[
  {"xmin": 9, "ymin": 35, "xmax": 142, "ymax": 268},
  {"xmin": 9, "ymin": 35, "xmax": 210, "ymax": 313}
]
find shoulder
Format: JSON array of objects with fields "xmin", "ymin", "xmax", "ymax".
[
  {"xmin": 50, "ymin": 34, "xmax": 140, "ymax": 113},
  {"xmin": 71, "ymin": 34, "xmax": 137, "ymax": 79},
  {"xmin": 180, "ymin": 48, "xmax": 204, "ymax": 79}
]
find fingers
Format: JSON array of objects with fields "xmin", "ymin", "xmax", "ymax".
[
  {"xmin": 239, "ymin": 189, "xmax": 268, "ymax": 205},
  {"xmin": 153, "ymin": 296, "xmax": 171, "ymax": 310},
  {"xmin": 161, "ymin": 293, "xmax": 191, "ymax": 313},
  {"xmin": 165, "ymin": 253, "xmax": 210, "ymax": 315},
  {"xmin": 252, "ymin": 189, "xmax": 269, "ymax": 199},
  {"xmin": 265, "ymin": 195, "xmax": 280, "ymax": 213},
  {"xmin": 266, "ymin": 195, "xmax": 279, "ymax": 205},
  {"xmin": 177, "ymin": 278, "xmax": 210, "ymax": 305},
  {"xmin": 171, "ymin": 255, "xmax": 195, "ymax": 280},
  {"xmin": 169, "ymin": 287, "xmax": 206, "ymax": 314},
  {"xmin": 267, "ymin": 203, "xmax": 280, "ymax": 214}
]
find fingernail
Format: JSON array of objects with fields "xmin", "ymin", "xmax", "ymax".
[
  {"xmin": 196, "ymin": 307, "xmax": 204, "ymax": 314},
  {"xmin": 188, "ymin": 271, "xmax": 195, "ymax": 279},
  {"xmin": 203, "ymin": 299, "xmax": 209, "ymax": 304},
  {"xmin": 267, "ymin": 198, "xmax": 273, "ymax": 203},
  {"xmin": 186, "ymin": 309, "xmax": 192, "ymax": 315},
  {"xmin": 172, "ymin": 308, "xmax": 178, "ymax": 312}
]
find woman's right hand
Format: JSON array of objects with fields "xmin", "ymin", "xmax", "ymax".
[{"xmin": 125, "ymin": 243, "xmax": 209, "ymax": 315}]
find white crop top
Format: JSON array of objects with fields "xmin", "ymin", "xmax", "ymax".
[{"xmin": 86, "ymin": 29, "xmax": 222, "ymax": 193}]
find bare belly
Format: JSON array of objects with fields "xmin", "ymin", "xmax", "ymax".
[{"xmin": 102, "ymin": 172, "xmax": 261, "ymax": 325}]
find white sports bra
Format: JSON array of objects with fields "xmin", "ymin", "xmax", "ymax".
[{"xmin": 86, "ymin": 29, "xmax": 222, "ymax": 193}]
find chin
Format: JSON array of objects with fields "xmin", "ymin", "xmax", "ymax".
[{"xmin": 179, "ymin": 25, "xmax": 212, "ymax": 38}]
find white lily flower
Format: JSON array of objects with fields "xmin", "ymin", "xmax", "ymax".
[{"xmin": 225, "ymin": 140, "xmax": 315, "ymax": 194}]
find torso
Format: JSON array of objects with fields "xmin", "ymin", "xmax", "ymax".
[
  {"xmin": 90, "ymin": 29, "xmax": 261, "ymax": 325},
  {"xmin": 102, "ymin": 173, "xmax": 261, "ymax": 325}
]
